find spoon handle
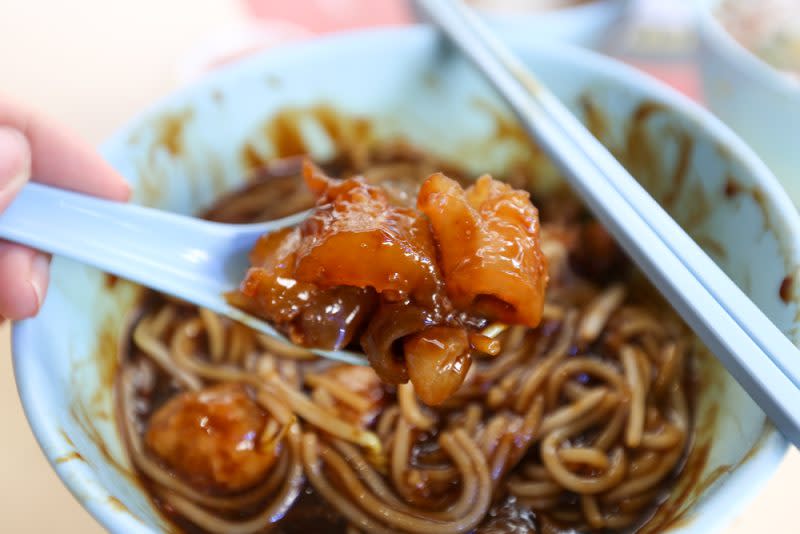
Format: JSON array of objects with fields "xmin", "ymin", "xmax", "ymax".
[
  {"xmin": 0, "ymin": 182, "xmax": 365, "ymax": 366},
  {"xmin": 415, "ymin": 0, "xmax": 800, "ymax": 446},
  {"xmin": 0, "ymin": 183, "xmax": 237, "ymax": 304}
]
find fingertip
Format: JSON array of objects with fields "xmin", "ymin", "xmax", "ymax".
[
  {"xmin": 103, "ymin": 171, "xmax": 132, "ymax": 202},
  {"xmin": 0, "ymin": 100, "xmax": 130, "ymax": 202},
  {"xmin": 29, "ymin": 251, "xmax": 50, "ymax": 314},
  {"xmin": 82, "ymin": 154, "xmax": 131, "ymax": 201},
  {"xmin": 0, "ymin": 126, "xmax": 31, "ymax": 210},
  {"xmin": 0, "ymin": 244, "xmax": 50, "ymax": 320},
  {"xmin": 117, "ymin": 178, "xmax": 133, "ymax": 202}
]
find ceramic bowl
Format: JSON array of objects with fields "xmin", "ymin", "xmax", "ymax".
[
  {"xmin": 13, "ymin": 26, "xmax": 800, "ymax": 533},
  {"xmin": 475, "ymin": 0, "xmax": 627, "ymax": 48},
  {"xmin": 697, "ymin": 0, "xmax": 800, "ymax": 206}
]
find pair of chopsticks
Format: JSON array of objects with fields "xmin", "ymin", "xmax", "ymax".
[{"xmin": 415, "ymin": 0, "xmax": 800, "ymax": 447}]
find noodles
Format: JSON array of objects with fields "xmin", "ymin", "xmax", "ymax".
[
  {"xmin": 397, "ymin": 383, "xmax": 436, "ymax": 431},
  {"xmin": 514, "ymin": 311, "xmax": 577, "ymax": 413},
  {"xmin": 301, "ymin": 433, "xmax": 396, "ymax": 534},
  {"xmin": 132, "ymin": 317, "xmax": 202, "ymax": 390},
  {"xmin": 306, "ymin": 430, "xmax": 491, "ymax": 533},
  {"xmin": 538, "ymin": 388, "xmax": 608, "ymax": 436},
  {"xmin": 199, "ymin": 308, "xmax": 226, "ymax": 363},
  {"xmin": 622, "ymin": 345, "xmax": 646, "ymax": 448},
  {"xmin": 156, "ymin": 423, "xmax": 305, "ymax": 534},
  {"xmin": 577, "ymin": 285, "xmax": 626, "ymax": 346},
  {"xmin": 116, "ymin": 149, "xmax": 694, "ymax": 533},
  {"xmin": 265, "ymin": 372, "xmax": 382, "ymax": 456}
]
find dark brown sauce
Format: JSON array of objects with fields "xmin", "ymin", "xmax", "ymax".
[
  {"xmin": 580, "ymin": 95, "xmax": 608, "ymax": 141},
  {"xmin": 117, "ymin": 102, "xmax": 758, "ymax": 533},
  {"xmin": 108, "ymin": 495, "xmax": 130, "ymax": 513},
  {"xmin": 59, "ymin": 429, "xmax": 75, "ymax": 447},
  {"xmin": 662, "ymin": 132, "xmax": 692, "ymax": 207},
  {"xmin": 240, "ymin": 104, "xmax": 372, "ymax": 173},
  {"xmin": 551, "ymin": 96, "xmax": 763, "ymax": 533},
  {"xmin": 724, "ymin": 177, "xmax": 742, "ymax": 197},
  {"xmin": 154, "ymin": 109, "xmax": 194, "ymax": 157},
  {"xmin": 692, "ymin": 464, "xmax": 731, "ymax": 499},
  {"xmin": 96, "ymin": 319, "xmax": 121, "ymax": 403},
  {"xmin": 104, "ymin": 273, "xmax": 120, "ymax": 289},
  {"xmin": 267, "ymin": 113, "xmax": 307, "ymax": 157},
  {"xmin": 157, "ymin": 486, "xmax": 348, "ymax": 534},
  {"xmin": 240, "ymin": 105, "xmax": 373, "ymax": 175},
  {"xmin": 70, "ymin": 314, "xmax": 138, "ymax": 482},
  {"xmin": 640, "ymin": 440, "xmax": 715, "ymax": 533},
  {"xmin": 241, "ymin": 144, "xmax": 266, "ymax": 174},
  {"xmin": 639, "ymin": 348, "xmax": 722, "ymax": 533},
  {"xmin": 71, "ymin": 396, "xmax": 132, "ymax": 478},
  {"xmin": 746, "ymin": 186, "xmax": 796, "ymax": 290},
  {"xmin": 621, "ymin": 102, "xmax": 695, "ymax": 212},
  {"xmin": 130, "ymin": 184, "xmax": 696, "ymax": 534},
  {"xmin": 780, "ymin": 274, "xmax": 793, "ymax": 303},
  {"xmin": 471, "ymin": 98, "xmax": 530, "ymax": 146},
  {"xmin": 55, "ymin": 451, "xmax": 85, "ymax": 464},
  {"xmin": 122, "ymin": 294, "xmax": 361, "ymax": 532}
]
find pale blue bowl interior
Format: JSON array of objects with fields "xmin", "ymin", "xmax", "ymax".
[{"xmin": 13, "ymin": 27, "xmax": 800, "ymax": 534}]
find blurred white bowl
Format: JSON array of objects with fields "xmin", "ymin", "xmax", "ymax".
[
  {"xmin": 698, "ymin": 0, "xmax": 800, "ymax": 206},
  {"xmin": 474, "ymin": 0, "xmax": 627, "ymax": 48},
  {"xmin": 12, "ymin": 26, "xmax": 800, "ymax": 534}
]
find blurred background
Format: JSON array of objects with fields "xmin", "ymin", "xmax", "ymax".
[{"xmin": 0, "ymin": 0, "xmax": 798, "ymax": 532}]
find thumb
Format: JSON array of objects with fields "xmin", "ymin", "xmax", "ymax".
[
  {"xmin": 0, "ymin": 126, "xmax": 31, "ymax": 211},
  {"xmin": 0, "ymin": 126, "xmax": 50, "ymax": 321}
]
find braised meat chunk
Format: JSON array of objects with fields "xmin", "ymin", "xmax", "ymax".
[
  {"xmin": 233, "ymin": 162, "xmax": 548, "ymax": 405},
  {"xmin": 294, "ymin": 162, "xmax": 444, "ymax": 302},
  {"xmin": 418, "ymin": 173, "xmax": 549, "ymax": 328}
]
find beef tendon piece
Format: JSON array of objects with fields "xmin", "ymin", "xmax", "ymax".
[
  {"xmin": 418, "ymin": 173, "xmax": 549, "ymax": 327},
  {"xmin": 239, "ymin": 228, "xmax": 318, "ymax": 325},
  {"xmin": 404, "ymin": 325, "xmax": 471, "ymax": 406},
  {"xmin": 360, "ymin": 301, "xmax": 439, "ymax": 384},
  {"xmin": 233, "ymin": 163, "xmax": 548, "ymax": 406},
  {"xmin": 236, "ymin": 227, "xmax": 377, "ymax": 349},
  {"xmin": 294, "ymin": 161, "xmax": 444, "ymax": 303}
]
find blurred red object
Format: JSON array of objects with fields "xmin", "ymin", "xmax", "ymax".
[
  {"xmin": 625, "ymin": 61, "xmax": 701, "ymax": 102},
  {"xmin": 176, "ymin": 20, "xmax": 311, "ymax": 82},
  {"xmin": 244, "ymin": 0, "xmax": 413, "ymax": 33},
  {"xmin": 184, "ymin": 0, "xmax": 701, "ymax": 107}
]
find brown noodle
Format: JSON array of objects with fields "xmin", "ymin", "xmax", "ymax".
[{"xmin": 117, "ymin": 148, "xmax": 693, "ymax": 533}]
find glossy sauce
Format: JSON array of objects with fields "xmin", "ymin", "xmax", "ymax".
[
  {"xmin": 145, "ymin": 383, "xmax": 280, "ymax": 493},
  {"xmin": 119, "ymin": 122, "xmax": 708, "ymax": 532},
  {"xmin": 234, "ymin": 161, "xmax": 548, "ymax": 405},
  {"xmin": 418, "ymin": 173, "xmax": 549, "ymax": 327}
]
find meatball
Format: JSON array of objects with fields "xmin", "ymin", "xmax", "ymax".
[{"xmin": 145, "ymin": 383, "xmax": 280, "ymax": 494}]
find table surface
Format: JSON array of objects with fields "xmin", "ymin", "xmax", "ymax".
[{"xmin": 0, "ymin": 1, "xmax": 797, "ymax": 532}]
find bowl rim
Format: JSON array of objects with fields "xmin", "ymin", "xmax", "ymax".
[
  {"xmin": 475, "ymin": 0, "xmax": 624, "ymax": 18},
  {"xmin": 697, "ymin": 0, "xmax": 800, "ymax": 95},
  {"xmin": 12, "ymin": 24, "xmax": 797, "ymax": 534}
]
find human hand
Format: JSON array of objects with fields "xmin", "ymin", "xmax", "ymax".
[{"xmin": 0, "ymin": 96, "xmax": 130, "ymax": 321}]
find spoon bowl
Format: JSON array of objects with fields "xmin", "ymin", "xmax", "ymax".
[{"xmin": 0, "ymin": 182, "xmax": 366, "ymax": 365}]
